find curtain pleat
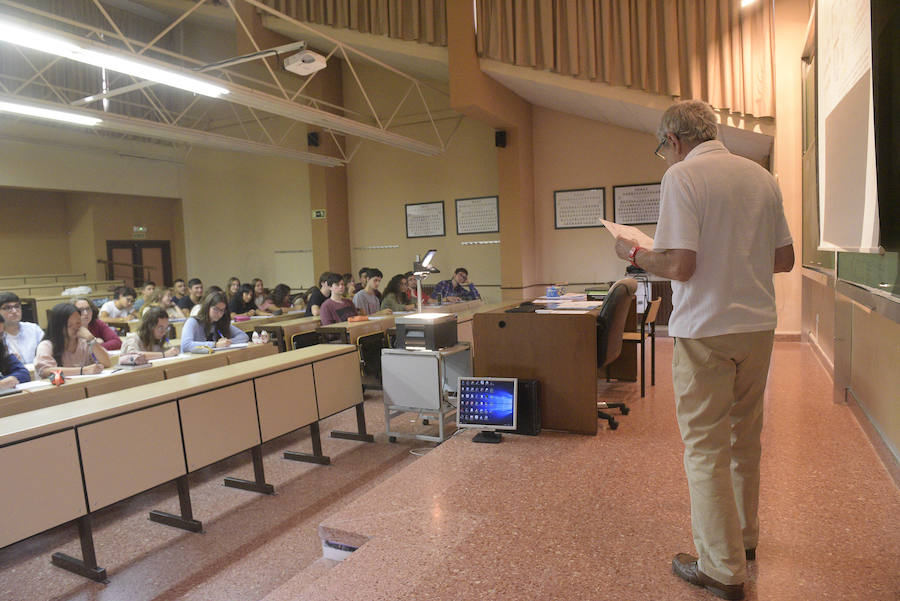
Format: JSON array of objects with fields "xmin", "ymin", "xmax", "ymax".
[
  {"xmin": 262, "ymin": 0, "xmax": 447, "ymax": 46},
  {"xmin": 475, "ymin": 0, "xmax": 774, "ymax": 118}
]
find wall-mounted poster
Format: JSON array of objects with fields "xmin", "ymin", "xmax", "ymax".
[
  {"xmin": 455, "ymin": 196, "xmax": 499, "ymax": 234},
  {"xmin": 554, "ymin": 187, "xmax": 605, "ymax": 229},
  {"xmin": 613, "ymin": 183, "xmax": 661, "ymax": 225},
  {"xmin": 405, "ymin": 201, "xmax": 445, "ymax": 238}
]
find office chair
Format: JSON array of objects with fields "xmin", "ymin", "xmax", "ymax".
[
  {"xmin": 356, "ymin": 331, "xmax": 388, "ymax": 392},
  {"xmin": 596, "ymin": 277, "xmax": 638, "ymax": 429}
]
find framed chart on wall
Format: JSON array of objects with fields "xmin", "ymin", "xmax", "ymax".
[
  {"xmin": 405, "ymin": 201, "xmax": 446, "ymax": 238},
  {"xmin": 554, "ymin": 187, "xmax": 605, "ymax": 229},
  {"xmin": 613, "ymin": 183, "xmax": 661, "ymax": 225},
  {"xmin": 455, "ymin": 196, "xmax": 499, "ymax": 234}
]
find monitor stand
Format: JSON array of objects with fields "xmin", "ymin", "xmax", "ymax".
[{"xmin": 472, "ymin": 430, "xmax": 502, "ymax": 444}]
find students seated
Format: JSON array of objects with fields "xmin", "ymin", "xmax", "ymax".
[
  {"xmin": 74, "ymin": 298, "xmax": 123, "ymax": 351},
  {"xmin": 354, "ymin": 267, "xmax": 368, "ymax": 294},
  {"xmin": 225, "ymin": 276, "xmax": 241, "ymax": 302},
  {"xmin": 180, "ymin": 291, "xmax": 248, "ymax": 353},
  {"xmin": 122, "ymin": 307, "xmax": 179, "ymax": 359},
  {"xmin": 352, "ymin": 268, "xmax": 383, "ymax": 315},
  {"xmin": 0, "ymin": 336, "xmax": 29, "ymax": 389},
  {"xmin": 251, "ymin": 278, "xmax": 276, "ymax": 313},
  {"xmin": 133, "ymin": 281, "xmax": 156, "ymax": 312},
  {"xmin": 172, "ymin": 278, "xmax": 188, "ymax": 301},
  {"xmin": 141, "ymin": 287, "xmax": 183, "ymax": 320},
  {"xmin": 100, "ymin": 286, "xmax": 138, "ymax": 319},
  {"xmin": 0, "ymin": 291, "xmax": 44, "ymax": 363},
  {"xmin": 177, "ymin": 278, "xmax": 204, "ymax": 317},
  {"xmin": 405, "ymin": 271, "xmax": 431, "ymax": 305},
  {"xmin": 190, "ymin": 285, "xmax": 223, "ymax": 317},
  {"xmin": 228, "ymin": 283, "xmax": 258, "ymax": 317},
  {"xmin": 319, "ymin": 273, "xmax": 358, "ymax": 325},
  {"xmin": 432, "ymin": 267, "xmax": 481, "ymax": 302},
  {"xmin": 268, "ymin": 283, "xmax": 294, "ymax": 311},
  {"xmin": 34, "ymin": 303, "xmax": 111, "ymax": 378},
  {"xmin": 305, "ymin": 272, "xmax": 332, "ymax": 317},
  {"xmin": 342, "ymin": 273, "xmax": 355, "ymax": 298},
  {"xmin": 381, "ymin": 274, "xmax": 416, "ymax": 312}
]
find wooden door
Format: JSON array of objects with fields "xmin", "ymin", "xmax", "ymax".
[{"xmin": 106, "ymin": 241, "xmax": 173, "ymax": 287}]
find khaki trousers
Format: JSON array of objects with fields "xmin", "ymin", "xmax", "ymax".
[{"xmin": 672, "ymin": 330, "xmax": 775, "ymax": 585}]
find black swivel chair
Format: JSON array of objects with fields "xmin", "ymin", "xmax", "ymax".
[{"xmin": 596, "ymin": 277, "xmax": 637, "ymax": 429}]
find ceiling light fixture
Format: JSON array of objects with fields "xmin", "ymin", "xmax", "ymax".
[
  {"xmin": 0, "ymin": 16, "xmax": 229, "ymax": 98},
  {"xmin": 0, "ymin": 99, "xmax": 102, "ymax": 126}
]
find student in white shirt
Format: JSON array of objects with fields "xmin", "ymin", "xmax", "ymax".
[
  {"xmin": 0, "ymin": 291, "xmax": 44, "ymax": 363},
  {"xmin": 99, "ymin": 286, "xmax": 138, "ymax": 320}
]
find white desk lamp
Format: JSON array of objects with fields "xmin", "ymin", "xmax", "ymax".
[{"xmin": 412, "ymin": 249, "xmax": 439, "ymax": 314}]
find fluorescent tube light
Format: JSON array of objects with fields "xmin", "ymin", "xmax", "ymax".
[
  {"xmin": 0, "ymin": 100, "xmax": 101, "ymax": 126},
  {"xmin": 0, "ymin": 18, "xmax": 229, "ymax": 98}
]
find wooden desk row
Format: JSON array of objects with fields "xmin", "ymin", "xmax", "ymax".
[
  {"xmin": 0, "ymin": 344, "xmax": 277, "ymax": 418},
  {"xmin": 5, "ymin": 279, "xmax": 124, "ymax": 298},
  {"xmin": 0, "ymin": 344, "xmax": 371, "ymax": 582},
  {"xmin": 0, "ymin": 273, "xmax": 86, "ymax": 287}
]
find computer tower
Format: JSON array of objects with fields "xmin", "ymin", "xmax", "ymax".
[{"xmin": 513, "ymin": 379, "xmax": 541, "ymax": 436}]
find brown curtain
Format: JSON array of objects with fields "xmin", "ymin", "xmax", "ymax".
[
  {"xmin": 475, "ymin": 0, "xmax": 774, "ymax": 118},
  {"xmin": 263, "ymin": 0, "xmax": 448, "ymax": 46}
]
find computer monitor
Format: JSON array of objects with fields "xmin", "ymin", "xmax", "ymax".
[{"xmin": 456, "ymin": 377, "xmax": 517, "ymax": 443}]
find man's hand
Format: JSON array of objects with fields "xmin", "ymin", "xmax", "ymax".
[{"xmin": 615, "ymin": 237, "xmax": 640, "ymax": 261}]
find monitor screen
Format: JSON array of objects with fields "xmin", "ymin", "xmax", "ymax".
[{"xmin": 457, "ymin": 377, "xmax": 517, "ymax": 431}]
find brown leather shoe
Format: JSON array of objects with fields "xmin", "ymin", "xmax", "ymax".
[{"xmin": 672, "ymin": 553, "xmax": 745, "ymax": 600}]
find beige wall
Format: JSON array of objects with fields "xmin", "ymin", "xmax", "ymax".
[
  {"xmin": 181, "ymin": 148, "xmax": 314, "ymax": 290},
  {"xmin": 533, "ymin": 107, "xmax": 668, "ymax": 285},
  {"xmin": 344, "ymin": 63, "xmax": 501, "ymax": 299},
  {"xmin": 0, "ymin": 189, "xmax": 71, "ymax": 275}
]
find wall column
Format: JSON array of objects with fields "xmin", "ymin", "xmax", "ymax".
[{"xmin": 446, "ymin": 3, "xmax": 536, "ymax": 299}]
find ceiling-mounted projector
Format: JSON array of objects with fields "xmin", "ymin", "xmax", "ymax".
[{"xmin": 284, "ymin": 50, "xmax": 327, "ymax": 76}]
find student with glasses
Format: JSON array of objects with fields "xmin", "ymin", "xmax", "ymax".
[
  {"xmin": 0, "ymin": 291, "xmax": 44, "ymax": 364},
  {"xmin": 180, "ymin": 291, "xmax": 248, "ymax": 353}
]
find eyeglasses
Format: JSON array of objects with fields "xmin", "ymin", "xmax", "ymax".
[
  {"xmin": 210, "ymin": 305, "xmax": 226, "ymax": 315},
  {"xmin": 654, "ymin": 139, "xmax": 667, "ymax": 159},
  {"xmin": 0, "ymin": 303, "xmax": 21, "ymax": 312}
]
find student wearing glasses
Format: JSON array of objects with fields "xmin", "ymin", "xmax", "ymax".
[
  {"xmin": 74, "ymin": 298, "xmax": 123, "ymax": 351},
  {"xmin": 180, "ymin": 291, "xmax": 248, "ymax": 353},
  {"xmin": 432, "ymin": 267, "xmax": 481, "ymax": 302},
  {"xmin": 99, "ymin": 286, "xmax": 138, "ymax": 320},
  {"xmin": 122, "ymin": 307, "xmax": 179, "ymax": 359},
  {"xmin": 34, "ymin": 303, "xmax": 111, "ymax": 378},
  {"xmin": 0, "ymin": 291, "xmax": 44, "ymax": 363}
]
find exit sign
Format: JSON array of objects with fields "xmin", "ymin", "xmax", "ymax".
[{"xmin": 312, "ymin": 209, "xmax": 326, "ymax": 219}]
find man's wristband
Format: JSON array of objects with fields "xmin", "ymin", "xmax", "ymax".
[{"xmin": 628, "ymin": 245, "xmax": 643, "ymax": 268}]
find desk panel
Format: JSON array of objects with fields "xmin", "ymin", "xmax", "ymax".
[
  {"xmin": 163, "ymin": 353, "xmax": 229, "ymax": 379},
  {"xmin": 0, "ymin": 385, "xmax": 86, "ymax": 418},
  {"xmin": 312, "ymin": 352, "xmax": 363, "ymax": 419},
  {"xmin": 254, "ymin": 365, "xmax": 317, "ymax": 442},
  {"xmin": 0, "ymin": 430, "xmax": 86, "ymax": 547},
  {"xmin": 227, "ymin": 343, "xmax": 277, "ymax": 363},
  {"xmin": 179, "ymin": 381, "xmax": 260, "ymax": 472},
  {"xmin": 473, "ymin": 311, "xmax": 599, "ymax": 435},
  {"xmin": 84, "ymin": 367, "xmax": 165, "ymax": 397},
  {"xmin": 78, "ymin": 401, "xmax": 185, "ymax": 511}
]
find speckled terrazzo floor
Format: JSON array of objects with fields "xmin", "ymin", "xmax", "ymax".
[{"xmin": 1, "ymin": 339, "xmax": 898, "ymax": 601}]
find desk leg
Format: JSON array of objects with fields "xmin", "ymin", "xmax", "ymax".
[
  {"xmin": 51, "ymin": 515, "xmax": 108, "ymax": 583},
  {"xmin": 330, "ymin": 403, "xmax": 375, "ymax": 443},
  {"xmin": 149, "ymin": 475, "xmax": 203, "ymax": 532},
  {"xmin": 223, "ymin": 446, "xmax": 275, "ymax": 494},
  {"xmin": 284, "ymin": 421, "xmax": 332, "ymax": 465}
]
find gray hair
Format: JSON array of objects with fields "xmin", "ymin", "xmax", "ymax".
[{"xmin": 657, "ymin": 100, "xmax": 718, "ymax": 144}]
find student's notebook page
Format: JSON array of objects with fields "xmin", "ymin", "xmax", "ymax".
[{"xmin": 600, "ymin": 219, "xmax": 655, "ymax": 249}]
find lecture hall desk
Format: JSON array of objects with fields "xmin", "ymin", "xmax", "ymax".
[{"xmin": 0, "ymin": 343, "xmax": 368, "ymax": 582}]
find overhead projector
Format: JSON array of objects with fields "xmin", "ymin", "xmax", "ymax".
[{"xmin": 284, "ymin": 50, "xmax": 327, "ymax": 76}]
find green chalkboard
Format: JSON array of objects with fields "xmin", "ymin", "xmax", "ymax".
[{"xmin": 838, "ymin": 252, "xmax": 899, "ymax": 296}]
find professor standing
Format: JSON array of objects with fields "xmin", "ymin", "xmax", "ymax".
[{"xmin": 615, "ymin": 100, "xmax": 794, "ymax": 600}]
